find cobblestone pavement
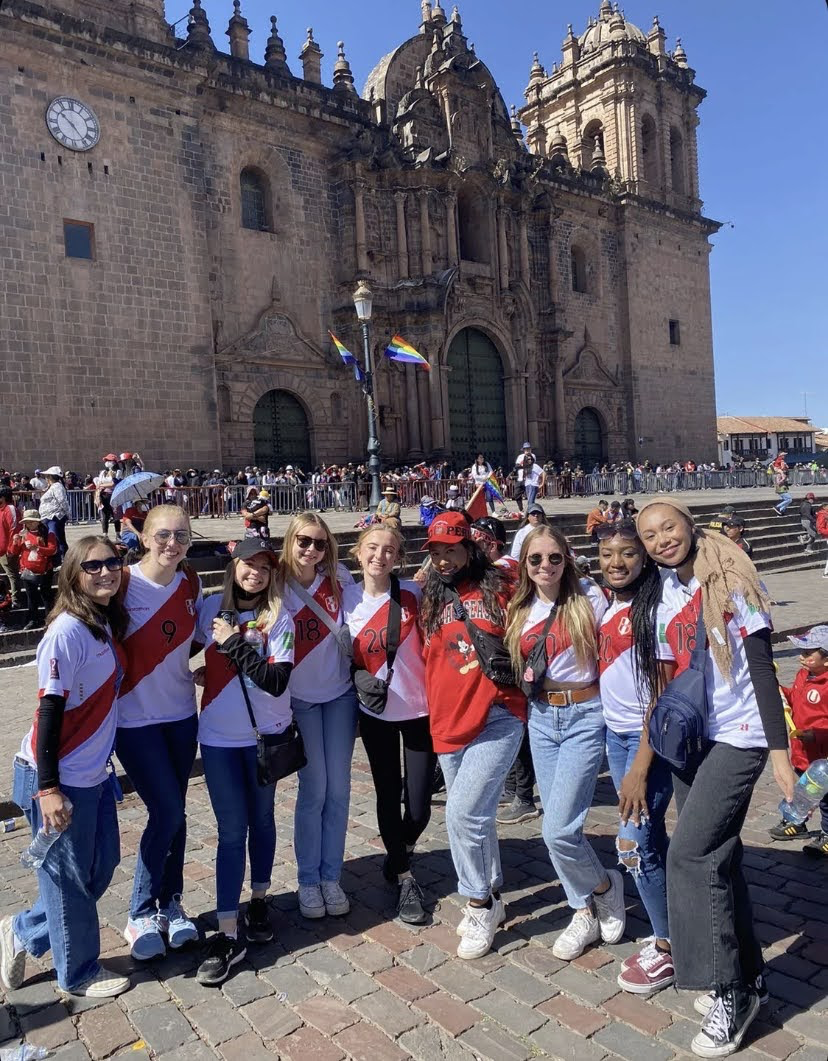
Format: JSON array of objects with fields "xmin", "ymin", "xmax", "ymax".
[{"xmin": 0, "ymin": 646, "xmax": 826, "ymax": 1060}]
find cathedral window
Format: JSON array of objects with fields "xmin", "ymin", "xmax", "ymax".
[
  {"xmin": 670, "ymin": 128, "xmax": 686, "ymax": 195},
  {"xmin": 63, "ymin": 220, "xmax": 94, "ymax": 259},
  {"xmin": 570, "ymin": 245, "xmax": 588, "ymax": 294},
  {"xmin": 669, "ymin": 319, "xmax": 681, "ymax": 346},
  {"xmin": 240, "ymin": 167, "xmax": 270, "ymax": 231},
  {"xmin": 581, "ymin": 120, "xmax": 604, "ymax": 169},
  {"xmin": 458, "ymin": 188, "xmax": 491, "ymax": 265},
  {"xmin": 641, "ymin": 115, "xmax": 659, "ymax": 186}
]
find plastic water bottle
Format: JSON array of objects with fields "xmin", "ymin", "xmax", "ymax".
[
  {"xmin": 242, "ymin": 622, "xmax": 263, "ymax": 690},
  {"xmin": 779, "ymin": 759, "xmax": 828, "ymax": 825},
  {"xmin": 0, "ymin": 1044, "xmax": 51, "ymax": 1059},
  {"xmin": 20, "ymin": 799, "xmax": 73, "ymax": 870}
]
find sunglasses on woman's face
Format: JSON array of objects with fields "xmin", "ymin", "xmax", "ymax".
[
  {"xmin": 80, "ymin": 556, "xmax": 124, "ymax": 574},
  {"xmin": 595, "ymin": 520, "xmax": 639, "ymax": 541},
  {"xmin": 153, "ymin": 530, "xmax": 191, "ymax": 545},
  {"xmin": 296, "ymin": 534, "xmax": 327, "ymax": 552},
  {"xmin": 526, "ymin": 552, "xmax": 565, "ymax": 568}
]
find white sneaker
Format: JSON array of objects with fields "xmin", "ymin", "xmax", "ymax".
[
  {"xmin": 298, "ymin": 884, "xmax": 326, "ymax": 919},
  {"xmin": 456, "ymin": 899, "xmax": 504, "ymax": 960},
  {"xmin": 64, "ymin": 965, "xmax": 130, "ymax": 998},
  {"xmin": 321, "ymin": 880, "xmax": 350, "ymax": 917},
  {"xmin": 552, "ymin": 908, "xmax": 600, "ymax": 960},
  {"xmin": 456, "ymin": 896, "xmax": 506, "ymax": 937},
  {"xmin": 0, "ymin": 916, "xmax": 26, "ymax": 990},
  {"xmin": 593, "ymin": 868, "xmax": 626, "ymax": 944}
]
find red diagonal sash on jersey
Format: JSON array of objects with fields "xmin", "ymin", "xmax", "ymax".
[
  {"xmin": 598, "ymin": 604, "xmax": 633, "ymax": 672},
  {"xmin": 34, "ymin": 672, "xmax": 118, "ymax": 760},
  {"xmin": 200, "ymin": 643, "xmax": 237, "ymax": 710},
  {"xmin": 519, "ymin": 613, "xmax": 572, "ymax": 663},
  {"xmin": 293, "ymin": 578, "xmax": 338, "ymax": 667},
  {"xmin": 120, "ymin": 578, "xmax": 197, "ymax": 695},
  {"xmin": 352, "ymin": 590, "xmax": 418, "ymax": 674}
]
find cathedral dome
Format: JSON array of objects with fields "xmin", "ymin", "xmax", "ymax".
[{"xmin": 579, "ymin": 2, "xmax": 646, "ymax": 50}]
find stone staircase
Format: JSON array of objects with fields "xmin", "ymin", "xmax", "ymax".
[{"xmin": 0, "ymin": 498, "xmax": 822, "ymax": 667}]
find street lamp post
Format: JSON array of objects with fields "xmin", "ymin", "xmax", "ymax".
[{"xmin": 353, "ymin": 280, "xmax": 383, "ymax": 513}]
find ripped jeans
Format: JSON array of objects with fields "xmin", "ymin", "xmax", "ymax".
[{"xmin": 605, "ymin": 727, "xmax": 672, "ymax": 941}]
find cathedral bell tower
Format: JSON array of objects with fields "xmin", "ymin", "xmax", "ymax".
[{"xmin": 519, "ymin": 1, "xmax": 705, "ymax": 212}]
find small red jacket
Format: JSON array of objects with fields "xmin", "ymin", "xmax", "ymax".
[
  {"xmin": 816, "ymin": 510, "xmax": 828, "ymax": 539},
  {"xmin": 782, "ymin": 669, "xmax": 828, "ymax": 771},
  {"xmin": 0, "ymin": 505, "xmax": 18, "ymax": 556},
  {"xmin": 8, "ymin": 529, "xmax": 58, "ymax": 576}
]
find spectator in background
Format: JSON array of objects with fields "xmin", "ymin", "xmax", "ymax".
[
  {"xmin": 94, "ymin": 461, "xmax": 120, "ymax": 539},
  {"xmin": 241, "ymin": 489, "xmax": 271, "ymax": 540},
  {"xmin": 0, "ymin": 488, "xmax": 22, "ymax": 615},
  {"xmin": 445, "ymin": 486, "xmax": 464, "ymax": 512},
  {"xmin": 722, "ymin": 516, "xmax": 753, "ymax": 559},
  {"xmin": 8, "ymin": 510, "xmax": 58, "ymax": 629},
  {"xmin": 29, "ymin": 470, "xmax": 47, "ymax": 503},
  {"xmin": 38, "ymin": 467, "xmax": 70, "ymax": 562},
  {"xmin": 799, "ymin": 493, "xmax": 818, "ymax": 554},
  {"xmin": 586, "ymin": 500, "xmax": 609, "ymax": 543}
]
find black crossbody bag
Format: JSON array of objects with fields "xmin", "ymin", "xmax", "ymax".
[
  {"xmin": 351, "ymin": 576, "xmax": 402, "ymax": 715},
  {"xmin": 520, "ymin": 606, "xmax": 556, "ymax": 699},
  {"xmin": 446, "ymin": 585, "xmax": 517, "ymax": 687},
  {"xmin": 234, "ymin": 654, "xmax": 307, "ymax": 787}
]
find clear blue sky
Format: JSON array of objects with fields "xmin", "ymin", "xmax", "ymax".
[{"xmin": 171, "ymin": 0, "xmax": 828, "ymax": 430}]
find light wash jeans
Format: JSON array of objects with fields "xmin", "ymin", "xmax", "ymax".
[
  {"xmin": 605, "ymin": 727, "xmax": 672, "ymax": 940},
  {"xmin": 528, "ymin": 695, "xmax": 607, "ymax": 909},
  {"xmin": 439, "ymin": 704, "xmax": 524, "ymax": 901},
  {"xmin": 291, "ymin": 688, "xmax": 359, "ymax": 885},
  {"xmin": 12, "ymin": 758, "xmax": 120, "ymax": 991}
]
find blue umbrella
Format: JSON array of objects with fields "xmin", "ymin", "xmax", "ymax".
[{"xmin": 111, "ymin": 471, "xmax": 166, "ymax": 508}]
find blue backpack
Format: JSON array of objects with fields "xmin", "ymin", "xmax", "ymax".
[{"xmin": 648, "ymin": 602, "xmax": 709, "ymax": 769}]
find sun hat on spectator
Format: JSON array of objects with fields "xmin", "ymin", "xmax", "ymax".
[
  {"xmin": 43, "ymin": 466, "xmax": 63, "ymax": 477},
  {"xmin": 21, "ymin": 509, "xmax": 41, "ymax": 522}
]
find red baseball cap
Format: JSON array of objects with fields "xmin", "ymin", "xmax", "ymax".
[{"xmin": 425, "ymin": 511, "xmax": 471, "ymax": 548}]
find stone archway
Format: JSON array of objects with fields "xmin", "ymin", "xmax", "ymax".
[
  {"xmin": 573, "ymin": 407, "xmax": 607, "ymax": 468},
  {"xmin": 253, "ymin": 389, "xmax": 312, "ymax": 470},
  {"xmin": 447, "ymin": 327, "xmax": 508, "ymax": 469}
]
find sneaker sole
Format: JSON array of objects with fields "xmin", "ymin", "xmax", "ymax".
[
  {"xmin": 0, "ymin": 917, "xmax": 25, "ymax": 991},
  {"xmin": 195, "ymin": 946, "xmax": 247, "ymax": 986},
  {"xmin": 299, "ymin": 904, "xmax": 326, "ymax": 919},
  {"xmin": 617, "ymin": 972, "xmax": 674, "ymax": 995},
  {"xmin": 496, "ymin": 810, "xmax": 540, "ymax": 824},
  {"xmin": 457, "ymin": 939, "xmax": 495, "ymax": 960},
  {"xmin": 324, "ymin": 902, "xmax": 350, "ymax": 917},
  {"xmin": 124, "ymin": 936, "xmax": 166, "ymax": 961},
  {"xmin": 691, "ymin": 993, "xmax": 760, "ymax": 1057},
  {"xmin": 167, "ymin": 930, "xmax": 200, "ymax": 950}
]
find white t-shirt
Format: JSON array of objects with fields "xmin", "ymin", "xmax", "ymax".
[
  {"xmin": 342, "ymin": 580, "xmax": 428, "ymax": 723},
  {"xmin": 196, "ymin": 596, "xmax": 295, "ymax": 747},
  {"xmin": 514, "ymin": 454, "xmax": 543, "ymax": 486},
  {"xmin": 116, "ymin": 565, "xmax": 201, "ymax": 728},
  {"xmin": 520, "ymin": 580, "xmax": 607, "ymax": 685},
  {"xmin": 598, "ymin": 597, "xmax": 645, "ymax": 734},
  {"xmin": 283, "ymin": 563, "xmax": 354, "ymax": 703},
  {"xmin": 20, "ymin": 613, "xmax": 124, "ymax": 787},
  {"xmin": 471, "ymin": 462, "xmax": 493, "ymax": 486},
  {"xmin": 510, "ymin": 524, "xmax": 533, "ymax": 559},
  {"xmin": 655, "ymin": 573, "xmax": 771, "ymax": 749}
]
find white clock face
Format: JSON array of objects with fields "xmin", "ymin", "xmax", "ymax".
[{"xmin": 45, "ymin": 97, "xmax": 100, "ymax": 151}]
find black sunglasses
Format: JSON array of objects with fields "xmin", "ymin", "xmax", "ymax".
[
  {"xmin": 527, "ymin": 551, "xmax": 565, "ymax": 567},
  {"xmin": 296, "ymin": 534, "xmax": 327, "ymax": 551},
  {"xmin": 80, "ymin": 556, "xmax": 124, "ymax": 574},
  {"xmin": 596, "ymin": 519, "xmax": 639, "ymax": 541}
]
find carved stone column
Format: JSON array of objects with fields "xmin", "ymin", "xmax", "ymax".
[
  {"xmin": 395, "ymin": 191, "xmax": 408, "ymax": 279},
  {"xmin": 446, "ymin": 192, "xmax": 459, "ymax": 265},
  {"xmin": 417, "ymin": 364, "xmax": 432, "ymax": 453},
  {"xmin": 555, "ymin": 360, "xmax": 567, "ymax": 455},
  {"xmin": 497, "ymin": 205, "xmax": 510, "ymax": 291},
  {"xmin": 405, "ymin": 366, "xmax": 423, "ymax": 457},
  {"xmin": 354, "ymin": 180, "xmax": 368, "ymax": 274},
  {"xmin": 419, "ymin": 190, "xmax": 432, "ymax": 275},
  {"xmin": 519, "ymin": 211, "xmax": 530, "ymax": 284}
]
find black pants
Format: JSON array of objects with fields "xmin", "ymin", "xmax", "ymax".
[
  {"xmin": 359, "ymin": 712, "xmax": 436, "ymax": 876},
  {"xmin": 668, "ymin": 741, "xmax": 767, "ymax": 991},
  {"xmin": 504, "ymin": 729, "xmax": 536, "ymax": 804},
  {"xmin": 99, "ymin": 498, "xmax": 121, "ymax": 537},
  {"xmin": 22, "ymin": 573, "xmax": 53, "ymax": 624}
]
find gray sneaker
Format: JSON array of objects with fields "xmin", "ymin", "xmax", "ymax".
[
  {"xmin": 496, "ymin": 800, "xmax": 539, "ymax": 825},
  {"xmin": 0, "ymin": 916, "xmax": 26, "ymax": 990}
]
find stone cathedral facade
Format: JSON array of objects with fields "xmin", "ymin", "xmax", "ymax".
[{"xmin": 0, "ymin": 0, "xmax": 719, "ymax": 472}]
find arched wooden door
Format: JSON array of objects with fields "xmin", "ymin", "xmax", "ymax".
[
  {"xmin": 253, "ymin": 390, "xmax": 312, "ymax": 469},
  {"xmin": 447, "ymin": 328, "xmax": 507, "ymax": 469},
  {"xmin": 573, "ymin": 407, "xmax": 607, "ymax": 468}
]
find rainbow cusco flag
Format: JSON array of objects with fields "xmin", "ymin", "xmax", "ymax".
[
  {"xmin": 384, "ymin": 335, "xmax": 430, "ymax": 371},
  {"xmin": 329, "ymin": 331, "xmax": 364, "ymax": 381}
]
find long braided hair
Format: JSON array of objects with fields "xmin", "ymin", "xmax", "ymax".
[{"xmin": 420, "ymin": 540, "xmax": 506, "ymax": 638}]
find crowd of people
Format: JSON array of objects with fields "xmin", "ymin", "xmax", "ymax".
[{"xmin": 3, "ymin": 491, "xmax": 826, "ymax": 1058}]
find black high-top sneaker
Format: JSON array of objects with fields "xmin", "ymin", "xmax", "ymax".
[{"xmin": 691, "ymin": 984, "xmax": 760, "ymax": 1058}]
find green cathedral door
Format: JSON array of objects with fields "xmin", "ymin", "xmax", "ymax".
[
  {"xmin": 447, "ymin": 328, "xmax": 508, "ymax": 470},
  {"xmin": 573, "ymin": 407, "xmax": 607, "ymax": 468},
  {"xmin": 253, "ymin": 389, "xmax": 312, "ymax": 470}
]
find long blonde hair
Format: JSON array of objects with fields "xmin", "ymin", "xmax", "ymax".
[
  {"xmin": 220, "ymin": 553, "xmax": 282, "ymax": 633},
  {"xmin": 278, "ymin": 512, "xmax": 342, "ymax": 605},
  {"xmin": 505, "ymin": 526, "xmax": 598, "ymax": 675}
]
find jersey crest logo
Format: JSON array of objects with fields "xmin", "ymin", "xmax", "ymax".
[
  {"xmin": 49, "ymin": 658, "xmax": 60, "ymax": 681},
  {"xmin": 807, "ymin": 688, "xmax": 821, "ymax": 704},
  {"xmin": 185, "ymin": 598, "xmax": 195, "ymax": 617},
  {"xmin": 618, "ymin": 616, "xmax": 632, "ymax": 636},
  {"xmin": 325, "ymin": 595, "xmax": 337, "ymax": 613}
]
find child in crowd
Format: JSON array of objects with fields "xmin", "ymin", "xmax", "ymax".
[
  {"xmin": 241, "ymin": 489, "xmax": 271, "ymax": 540},
  {"xmin": 722, "ymin": 515, "xmax": 753, "ymax": 559},
  {"xmin": 769, "ymin": 626, "xmax": 828, "ymax": 856},
  {"xmin": 8, "ymin": 510, "xmax": 58, "ymax": 630}
]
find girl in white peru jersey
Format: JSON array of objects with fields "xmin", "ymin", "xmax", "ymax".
[
  {"xmin": 342, "ymin": 526, "xmax": 434, "ymax": 927},
  {"xmin": 2, "ymin": 537, "xmax": 130, "ymax": 999},
  {"xmin": 595, "ymin": 519, "xmax": 675, "ymax": 998},
  {"xmin": 278, "ymin": 513, "xmax": 357, "ymax": 922}
]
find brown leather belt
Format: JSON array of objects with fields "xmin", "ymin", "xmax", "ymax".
[{"xmin": 540, "ymin": 684, "xmax": 599, "ymax": 706}]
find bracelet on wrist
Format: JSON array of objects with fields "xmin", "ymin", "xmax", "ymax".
[{"xmin": 36, "ymin": 787, "xmax": 61, "ymax": 799}]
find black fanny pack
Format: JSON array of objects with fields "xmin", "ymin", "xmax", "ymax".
[
  {"xmin": 520, "ymin": 607, "xmax": 556, "ymax": 698},
  {"xmin": 447, "ymin": 585, "xmax": 517, "ymax": 688},
  {"xmin": 351, "ymin": 576, "xmax": 402, "ymax": 715}
]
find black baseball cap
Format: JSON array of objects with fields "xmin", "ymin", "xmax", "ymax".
[
  {"xmin": 230, "ymin": 538, "xmax": 277, "ymax": 562},
  {"xmin": 471, "ymin": 517, "xmax": 507, "ymax": 546}
]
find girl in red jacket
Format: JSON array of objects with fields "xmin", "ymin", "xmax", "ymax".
[{"xmin": 9, "ymin": 510, "xmax": 58, "ymax": 629}]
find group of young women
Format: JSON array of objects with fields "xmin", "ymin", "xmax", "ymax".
[{"xmin": 0, "ymin": 498, "xmax": 795, "ymax": 1058}]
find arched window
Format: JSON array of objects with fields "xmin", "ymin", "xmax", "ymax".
[
  {"xmin": 570, "ymin": 244, "xmax": 588, "ymax": 294},
  {"xmin": 669, "ymin": 128, "xmax": 686, "ymax": 195},
  {"xmin": 581, "ymin": 119, "xmax": 604, "ymax": 169},
  {"xmin": 457, "ymin": 188, "xmax": 491, "ymax": 264},
  {"xmin": 641, "ymin": 114, "xmax": 659, "ymax": 186},
  {"xmin": 240, "ymin": 167, "xmax": 270, "ymax": 231}
]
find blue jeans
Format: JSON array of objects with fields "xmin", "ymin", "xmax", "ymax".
[
  {"xmin": 201, "ymin": 744, "xmax": 276, "ymax": 919},
  {"xmin": 439, "ymin": 705, "xmax": 524, "ymax": 900},
  {"xmin": 12, "ymin": 759, "xmax": 120, "ymax": 991},
  {"xmin": 291, "ymin": 689, "xmax": 358, "ymax": 885},
  {"xmin": 605, "ymin": 727, "xmax": 672, "ymax": 940},
  {"xmin": 528, "ymin": 696, "xmax": 607, "ymax": 909},
  {"xmin": 115, "ymin": 714, "xmax": 198, "ymax": 918},
  {"xmin": 45, "ymin": 517, "xmax": 68, "ymax": 562},
  {"xmin": 775, "ymin": 492, "xmax": 793, "ymax": 513},
  {"xmin": 526, "ymin": 485, "xmax": 539, "ymax": 506}
]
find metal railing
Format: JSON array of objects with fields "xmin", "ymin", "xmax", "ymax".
[{"xmin": 8, "ymin": 466, "xmax": 827, "ymax": 524}]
